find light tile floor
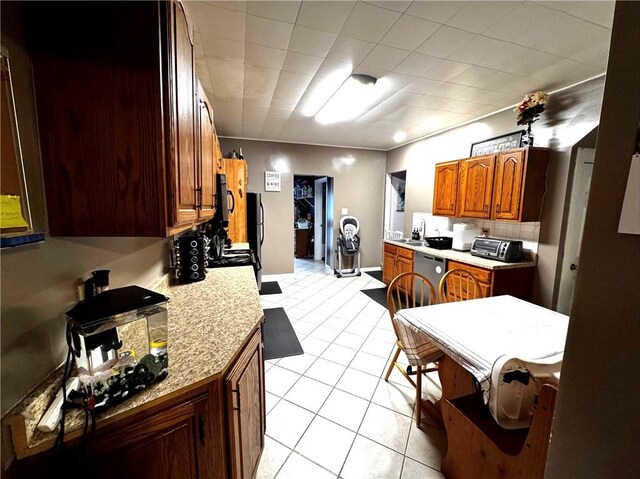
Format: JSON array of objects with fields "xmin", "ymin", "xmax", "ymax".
[{"xmin": 257, "ymin": 258, "xmax": 446, "ymax": 479}]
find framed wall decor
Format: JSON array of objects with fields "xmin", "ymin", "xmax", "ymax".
[
  {"xmin": 470, "ymin": 130, "xmax": 525, "ymax": 156},
  {"xmin": 264, "ymin": 171, "xmax": 281, "ymax": 192}
]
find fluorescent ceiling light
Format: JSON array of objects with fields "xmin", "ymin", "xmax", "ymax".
[
  {"xmin": 315, "ymin": 74, "xmax": 389, "ymax": 125},
  {"xmin": 393, "ymin": 131, "xmax": 406, "ymax": 143},
  {"xmin": 301, "ymin": 64, "xmax": 353, "ymax": 117}
]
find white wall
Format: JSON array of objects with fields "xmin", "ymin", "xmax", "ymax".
[
  {"xmin": 220, "ymin": 138, "xmax": 386, "ymax": 275},
  {"xmin": 0, "ymin": 4, "xmax": 170, "ymax": 416},
  {"xmin": 546, "ymin": 2, "xmax": 640, "ymax": 476}
]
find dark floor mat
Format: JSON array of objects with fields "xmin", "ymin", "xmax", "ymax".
[
  {"xmin": 361, "ymin": 287, "xmax": 388, "ymax": 309},
  {"xmin": 259, "ymin": 281, "xmax": 282, "ymax": 295},
  {"xmin": 365, "ymin": 270, "xmax": 383, "ymax": 282},
  {"xmin": 262, "ymin": 308, "xmax": 304, "ymax": 360}
]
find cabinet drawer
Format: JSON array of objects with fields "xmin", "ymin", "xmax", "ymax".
[
  {"xmin": 384, "ymin": 243, "xmax": 397, "ymax": 255},
  {"xmin": 448, "ymin": 260, "xmax": 492, "ymax": 284},
  {"xmin": 397, "ymin": 247, "xmax": 414, "ymax": 260}
]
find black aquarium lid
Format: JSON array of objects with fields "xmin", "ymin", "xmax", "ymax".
[{"xmin": 66, "ymin": 286, "xmax": 169, "ymax": 324}]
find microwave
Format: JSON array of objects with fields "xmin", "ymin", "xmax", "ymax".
[{"xmin": 470, "ymin": 237, "xmax": 523, "ymax": 262}]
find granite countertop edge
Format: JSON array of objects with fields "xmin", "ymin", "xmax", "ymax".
[
  {"xmin": 4, "ymin": 266, "xmax": 264, "ymax": 457},
  {"xmin": 384, "ymin": 239, "xmax": 537, "ymax": 270}
]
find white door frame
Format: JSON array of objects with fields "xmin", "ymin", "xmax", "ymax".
[
  {"xmin": 314, "ymin": 177, "xmax": 326, "ymax": 260},
  {"xmin": 556, "ymin": 147, "xmax": 595, "ymax": 315}
]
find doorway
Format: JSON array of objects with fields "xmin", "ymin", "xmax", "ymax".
[
  {"xmin": 556, "ymin": 147, "xmax": 595, "ymax": 314},
  {"xmin": 293, "ymin": 175, "xmax": 334, "ymax": 269},
  {"xmin": 385, "ymin": 171, "xmax": 406, "ymax": 236}
]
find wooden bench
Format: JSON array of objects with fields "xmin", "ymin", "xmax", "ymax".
[{"xmin": 441, "ymin": 384, "xmax": 557, "ymax": 479}]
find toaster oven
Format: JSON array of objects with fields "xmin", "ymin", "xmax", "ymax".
[{"xmin": 470, "ymin": 237, "xmax": 523, "ymax": 262}]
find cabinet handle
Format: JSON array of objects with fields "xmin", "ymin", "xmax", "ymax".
[
  {"xmin": 496, "ymin": 204, "xmax": 501, "ymax": 213},
  {"xmin": 232, "ymin": 389, "xmax": 241, "ymax": 411},
  {"xmin": 484, "ymin": 205, "xmax": 488, "ymax": 213},
  {"xmin": 198, "ymin": 414, "xmax": 206, "ymax": 446},
  {"xmin": 195, "ymin": 187, "xmax": 202, "ymax": 209}
]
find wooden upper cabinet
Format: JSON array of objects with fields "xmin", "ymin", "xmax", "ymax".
[
  {"xmin": 26, "ymin": 1, "xmax": 218, "ymax": 236},
  {"xmin": 433, "ymin": 161, "xmax": 459, "ymax": 216},
  {"xmin": 225, "ymin": 158, "xmax": 248, "ymax": 243},
  {"xmin": 431, "ymin": 148, "xmax": 549, "ymax": 222},
  {"xmin": 458, "ymin": 155, "xmax": 496, "ymax": 219},
  {"xmin": 172, "ymin": 0, "xmax": 198, "ymax": 226},
  {"xmin": 492, "ymin": 150, "xmax": 525, "ymax": 221},
  {"xmin": 198, "ymin": 82, "xmax": 215, "ymax": 220}
]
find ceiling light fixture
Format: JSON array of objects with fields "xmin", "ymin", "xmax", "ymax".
[
  {"xmin": 393, "ymin": 131, "xmax": 406, "ymax": 143},
  {"xmin": 314, "ymin": 73, "xmax": 388, "ymax": 125}
]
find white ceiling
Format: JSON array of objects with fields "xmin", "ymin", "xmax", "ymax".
[{"xmin": 186, "ymin": 1, "xmax": 614, "ymax": 150}]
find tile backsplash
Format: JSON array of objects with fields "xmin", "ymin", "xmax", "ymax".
[{"xmin": 412, "ymin": 212, "xmax": 540, "ymax": 252}]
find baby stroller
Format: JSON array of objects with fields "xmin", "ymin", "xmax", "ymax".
[{"xmin": 334, "ymin": 216, "xmax": 361, "ymax": 278}]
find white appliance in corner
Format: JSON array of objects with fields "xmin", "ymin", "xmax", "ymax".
[{"xmin": 452, "ymin": 223, "xmax": 481, "ymax": 251}]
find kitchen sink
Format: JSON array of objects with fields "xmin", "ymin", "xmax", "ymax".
[{"xmin": 404, "ymin": 240, "xmax": 427, "ymax": 247}]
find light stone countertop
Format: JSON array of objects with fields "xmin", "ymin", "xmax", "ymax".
[
  {"xmin": 384, "ymin": 240, "xmax": 537, "ymax": 270},
  {"xmin": 4, "ymin": 266, "xmax": 263, "ymax": 457}
]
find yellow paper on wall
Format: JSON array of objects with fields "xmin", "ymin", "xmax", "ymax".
[{"xmin": 0, "ymin": 195, "xmax": 29, "ymax": 228}]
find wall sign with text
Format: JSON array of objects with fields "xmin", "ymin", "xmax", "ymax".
[{"xmin": 265, "ymin": 171, "xmax": 281, "ymax": 192}]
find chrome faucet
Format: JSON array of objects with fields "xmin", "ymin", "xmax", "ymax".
[{"xmin": 420, "ymin": 219, "xmax": 427, "ymax": 240}]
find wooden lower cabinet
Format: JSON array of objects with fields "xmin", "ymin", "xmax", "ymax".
[
  {"xmin": 382, "ymin": 243, "xmax": 414, "ymax": 294},
  {"xmin": 447, "ymin": 260, "xmax": 535, "ymax": 301},
  {"xmin": 225, "ymin": 328, "xmax": 265, "ymax": 479},
  {"xmin": 9, "ymin": 327, "xmax": 265, "ymax": 479}
]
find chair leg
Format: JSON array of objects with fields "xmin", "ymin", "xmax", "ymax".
[
  {"xmin": 384, "ymin": 342, "xmax": 402, "ymax": 382},
  {"xmin": 416, "ymin": 364, "xmax": 422, "ymax": 427}
]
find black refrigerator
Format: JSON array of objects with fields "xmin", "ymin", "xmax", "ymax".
[{"xmin": 246, "ymin": 193, "xmax": 264, "ymax": 289}]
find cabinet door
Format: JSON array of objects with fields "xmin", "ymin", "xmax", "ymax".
[
  {"xmin": 225, "ymin": 159, "xmax": 248, "ymax": 243},
  {"xmin": 492, "ymin": 150, "xmax": 525, "ymax": 221},
  {"xmin": 198, "ymin": 84, "xmax": 215, "ymax": 219},
  {"xmin": 396, "ymin": 256, "xmax": 414, "ymax": 295},
  {"xmin": 172, "ymin": 0, "xmax": 198, "ymax": 226},
  {"xmin": 383, "ymin": 251, "xmax": 396, "ymax": 284},
  {"xmin": 458, "ymin": 155, "xmax": 496, "ymax": 219},
  {"xmin": 433, "ymin": 161, "xmax": 459, "ymax": 216},
  {"xmin": 226, "ymin": 329, "xmax": 265, "ymax": 479},
  {"xmin": 88, "ymin": 396, "xmax": 209, "ymax": 479}
]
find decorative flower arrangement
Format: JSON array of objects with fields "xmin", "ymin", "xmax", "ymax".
[
  {"xmin": 514, "ymin": 91, "xmax": 549, "ymax": 145},
  {"xmin": 514, "ymin": 91, "xmax": 549, "ymax": 126}
]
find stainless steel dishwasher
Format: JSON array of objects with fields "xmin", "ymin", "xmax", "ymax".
[{"xmin": 413, "ymin": 252, "xmax": 447, "ymax": 304}]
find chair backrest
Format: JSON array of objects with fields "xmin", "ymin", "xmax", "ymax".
[
  {"xmin": 387, "ymin": 271, "xmax": 438, "ymax": 320},
  {"xmin": 438, "ymin": 268, "xmax": 484, "ymax": 303},
  {"xmin": 392, "ymin": 313, "xmax": 444, "ymax": 366}
]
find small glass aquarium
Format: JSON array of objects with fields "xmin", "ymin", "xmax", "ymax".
[{"xmin": 66, "ymin": 286, "xmax": 169, "ymax": 408}]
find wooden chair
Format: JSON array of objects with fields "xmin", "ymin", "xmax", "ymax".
[
  {"xmin": 384, "ymin": 272, "xmax": 443, "ymax": 426},
  {"xmin": 438, "ymin": 268, "xmax": 485, "ymax": 303}
]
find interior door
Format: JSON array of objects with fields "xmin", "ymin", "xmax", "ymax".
[
  {"xmin": 324, "ymin": 177, "xmax": 334, "ymax": 268},
  {"xmin": 314, "ymin": 177, "xmax": 327, "ymax": 260},
  {"xmin": 556, "ymin": 148, "xmax": 595, "ymax": 314}
]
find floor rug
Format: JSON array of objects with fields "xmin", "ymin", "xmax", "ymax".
[
  {"xmin": 259, "ymin": 281, "xmax": 282, "ymax": 295},
  {"xmin": 262, "ymin": 307, "xmax": 304, "ymax": 360},
  {"xmin": 365, "ymin": 270, "xmax": 383, "ymax": 282},
  {"xmin": 361, "ymin": 287, "xmax": 388, "ymax": 309}
]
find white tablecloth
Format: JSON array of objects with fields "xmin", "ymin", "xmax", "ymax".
[{"xmin": 396, "ymin": 295, "xmax": 569, "ymax": 399}]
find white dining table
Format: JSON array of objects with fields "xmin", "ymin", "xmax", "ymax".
[{"xmin": 396, "ymin": 295, "xmax": 570, "ymax": 402}]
